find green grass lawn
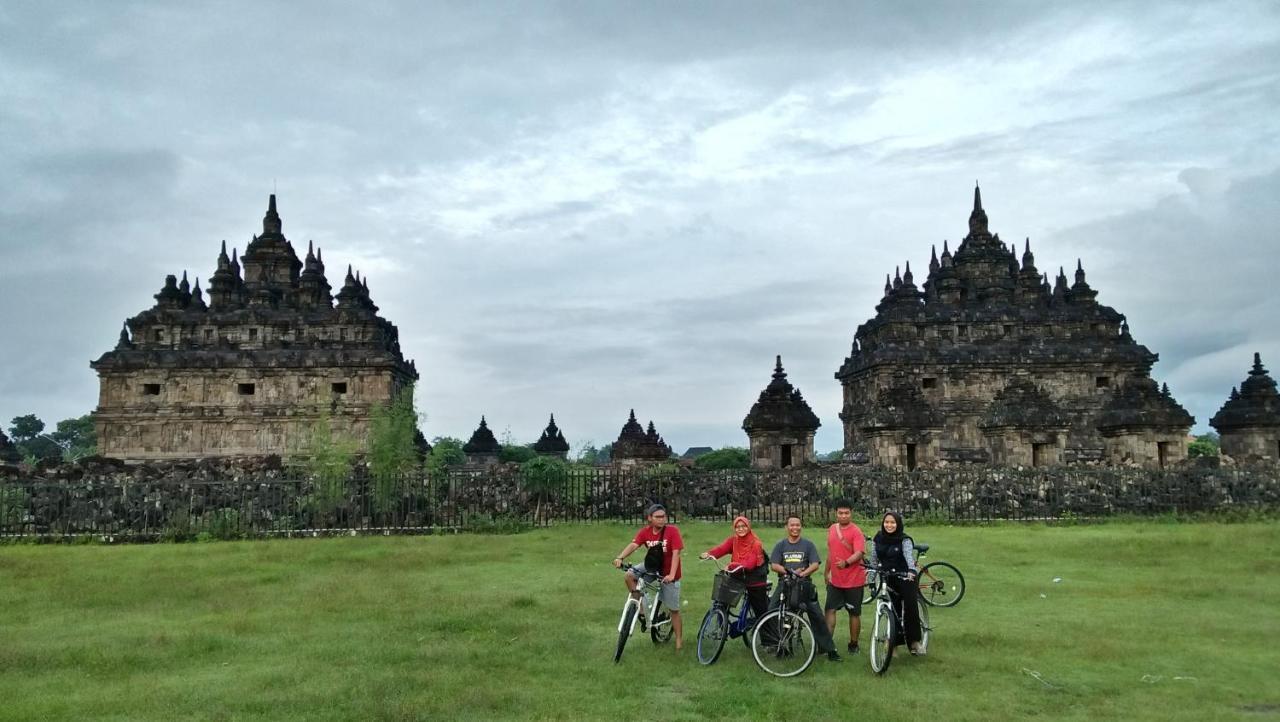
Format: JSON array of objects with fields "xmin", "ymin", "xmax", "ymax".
[{"xmin": 2, "ymin": 520, "xmax": 1278, "ymax": 721}]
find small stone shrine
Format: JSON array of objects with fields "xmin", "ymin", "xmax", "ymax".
[
  {"xmin": 90, "ymin": 196, "xmax": 419, "ymax": 460},
  {"xmin": 462, "ymin": 416, "xmax": 502, "ymax": 467},
  {"xmin": 611, "ymin": 410, "xmax": 673, "ymax": 466},
  {"xmin": 1211, "ymin": 353, "xmax": 1280, "ymax": 462},
  {"xmin": 532, "ymin": 414, "xmax": 570, "ymax": 459},
  {"xmin": 743, "ymin": 356, "xmax": 820, "ymax": 469},
  {"xmin": 835, "ymin": 186, "xmax": 1192, "ymax": 469}
]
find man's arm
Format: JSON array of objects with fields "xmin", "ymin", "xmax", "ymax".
[
  {"xmin": 665, "ymin": 549, "xmax": 681, "ymax": 582},
  {"xmin": 613, "ymin": 541, "xmax": 639, "ymax": 568},
  {"xmin": 798, "ymin": 561, "xmax": 821, "ymax": 578}
]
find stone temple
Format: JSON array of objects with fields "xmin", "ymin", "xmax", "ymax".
[
  {"xmin": 90, "ymin": 196, "xmax": 418, "ymax": 460},
  {"xmin": 835, "ymin": 186, "xmax": 1193, "ymax": 469},
  {"xmin": 743, "ymin": 356, "xmax": 820, "ymax": 469},
  {"xmin": 611, "ymin": 410, "xmax": 673, "ymax": 467},
  {"xmin": 532, "ymin": 414, "xmax": 570, "ymax": 459},
  {"xmin": 1211, "ymin": 353, "xmax": 1280, "ymax": 462}
]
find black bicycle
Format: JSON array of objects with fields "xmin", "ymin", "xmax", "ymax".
[
  {"xmin": 695, "ymin": 557, "xmax": 770, "ymax": 665},
  {"xmin": 862, "ymin": 541, "xmax": 966, "ymax": 608},
  {"xmin": 863, "ymin": 563, "xmax": 931, "ymax": 675},
  {"xmin": 749, "ymin": 571, "xmax": 818, "ymax": 677}
]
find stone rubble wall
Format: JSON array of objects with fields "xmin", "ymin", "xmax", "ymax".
[{"xmin": 1, "ymin": 456, "xmax": 1276, "ymax": 541}]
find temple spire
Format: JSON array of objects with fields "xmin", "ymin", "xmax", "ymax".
[
  {"xmin": 973, "ymin": 182, "xmax": 982, "ymax": 212},
  {"xmin": 263, "ymin": 193, "xmax": 282, "ymax": 235},
  {"xmin": 1253, "ymin": 352, "xmax": 1267, "ymax": 376}
]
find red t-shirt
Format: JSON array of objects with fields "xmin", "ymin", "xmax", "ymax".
[
  {"xmin": 827, "ymin": 522, "xmax": 867, "ymax": 588},
  {"xmin": 632, "ymin": 524, "xmax": 685, "ymax": 580}
]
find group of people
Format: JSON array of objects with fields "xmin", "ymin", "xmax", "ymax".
[{"xmin": 611, "ymin": 500, "xmax": 925, "ymax": 660}]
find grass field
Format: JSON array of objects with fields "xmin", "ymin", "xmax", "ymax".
[{"xmin": 2, "ymin": 520, "xmax": 1278, "ymax": 721}]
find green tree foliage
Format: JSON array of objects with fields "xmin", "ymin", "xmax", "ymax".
[
  {"xmin": 821, "ymin": 449, "xmax": 846, "ymax": 461},
  {"xmin": 293, "ymin": 408, "xmax": 358, "ymax": 516},
  {"xmin": 367, "ymin": 387, "xmax": 421, "ymax": 513},
  {"xmin": 499, "ymin": 444, "xmax": 537, "ymax": 464},
  {"xmin": 426, "ymin": 437, "xmax": 467, "ymax": 477},
  {"xmin": 1188, "ymin": 433, "xmax": 1220, "ymax": 458},
  {"xmin": 520, "ymin": 455, "xmax": 569, "ymax": 521},
  {"xmin": 8, "ymin": 415, "xmax": 44, "ymax": 442},
  {"xmin": 693, "ymin": 447, "xmax": 751, "ymax": 471},
  {"xmin": 51, "ymin": 414, "xmax": 97, "ymax": 461},
  {"xmin": 7, "ymin": 414, "xmax": 61, "ymax": 463}
]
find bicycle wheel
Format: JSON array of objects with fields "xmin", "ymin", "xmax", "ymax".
[
  {"xmin": 861, "ymin": 569, "xmax": 880, "ymax": 605},
  {"xmin": 751, "ymin": 610, "xmax": 817, "ymax": 678},
  {"xmin": 615, "ymin": 602, "xmax": 638, "ymax": 663},
  {"xmin": 918, "ymin": 561, "xmax": 965, "ymax": 608},
  {"xmin": 696, "ymin": 606, "xmax": 729, "ymax": 665},
  {"xmin": 916, "ymin": 597, "xmax": 931, "ymax": 654},
  {"xmin": 868, "ymin": 602, "xmax": 895, "ymax": 674},
  {"xmin": 650, "ymin": 600, "xmax": 673, "ymax": 644}
]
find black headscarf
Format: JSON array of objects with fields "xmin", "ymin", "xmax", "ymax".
[{"xmin": 873, "ymin": 511, "xmax": 908, "ymax": 572}]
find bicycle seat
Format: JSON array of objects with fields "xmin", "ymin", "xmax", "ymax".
[{"xmin": 915, "ymin": 542, "xmax": 930, "ymax": 554}]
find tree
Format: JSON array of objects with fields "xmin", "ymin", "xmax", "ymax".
[
  {"xmin": 499, "ymin": 444, "xmax": 537, "ymax": 464},
  {"xmin": 821, "ymin": 449, "xmax": 846, "ymax": 462},
  {"xmin": 293, "ymin": 407, "xmax": 359, "ymax": 517},
  {"xmin": 1188, "ymin": 433, "xmax": 1220, "ymax": 458},
  {"xmin": 520, "ymin": 455, "xmax": 569, "ymax": 522},
  {"xmin": 8, "ymin": 414, "xmax": 60, "ymax": 463},
  {"xmin": 8, "ymin": 415, "xmax": 44, "ymax": 442},
  {"xmin": 426, "ymin": 437, "xmax": 467, "ymax": 476},
  {"xmin": 51, "ymin": 414, "xmax": 97, "ymax": 461},
  {"xmin": 368, "ymin": 387, "xmax": 421, "ymax": 513},
  {"xmin": 694, "ymin": 447, "xmax": 751, "ymax": 471}
]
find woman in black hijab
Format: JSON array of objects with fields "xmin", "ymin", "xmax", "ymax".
[{"xmin": 873, "ymin": 511, "xmax": 925, "ymax": 655}]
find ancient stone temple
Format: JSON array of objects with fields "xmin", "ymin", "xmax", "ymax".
[
  {"xmin": 835, "ymin": 186, "xmax": 1192, "ymax": 469},
  {"xmin": 0, "ymin": 428, "xmax": 21, "ymax": 465},
  {"xmin": 90, "ymin": 196, "xmax": 419, "ymax": 460},
  {"xmin": 532, "ymin": 414, "xmax": 570, "ymax": 459},
  {"xmin": 1211, "ymin": 353, "xmax": 1280, "ymax": 462},
  {"xmin": 611, "ymin": 410, "xmax": 673, "ymax": 467},
  {"xmin": 462, "ymin": 416, "xmax": 502, "ymax": 467},
  {"xmin": 743, "ymin": 356, "xmax": 820, "ymax": 469}
]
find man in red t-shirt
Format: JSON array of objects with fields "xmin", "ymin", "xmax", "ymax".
[
  {"xmin": 612, "ymin": 504, "xmax": 685, "ymax": 650},
  {"xmin": 824, "ymin": 499, "xmax": 866, "ymax": 655}
]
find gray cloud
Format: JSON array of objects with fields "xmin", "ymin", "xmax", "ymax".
[{"xmin": 1, "ymin": 1, "xmax": 1278, "ymax": 452}]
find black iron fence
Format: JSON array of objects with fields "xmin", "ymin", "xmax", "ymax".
[{"xmin": 1, "ymin": 465, "xmax": 1277, "ymax": 541}]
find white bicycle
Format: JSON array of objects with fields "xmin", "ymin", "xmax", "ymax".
[
  {"xmin": 865, "ymin": 564, "xmax": 931, "ymax": 675},
  {"xmin": 613, "ymin": 563, "xmax": 674, "ymax": 663}
]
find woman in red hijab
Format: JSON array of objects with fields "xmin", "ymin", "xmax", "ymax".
[{"xmin": 699, "ymin": 516, "xmax": 770, "ymax": 617}]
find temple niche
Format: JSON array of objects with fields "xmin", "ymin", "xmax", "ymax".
[
  {"xmin": 1211, "ymin": 353, "xmax": 1280, "ymax": 463},
  {"xmin": 90, "ymin": 196, "xmax": 419, "ymax": 461},
  {"xmin": 532, "ymin": 414, "xmax": 570, "ymax": 459},
  {"xmin": 743, "ymin": 356, "xmax": 820, "ymax": 470},
  {"xmin": 462, "ymin": 416, "xmax": 502, "ymax": 467},
  {"xmin": 835, "ymin": 186, "xmax": 1193, "ymax": 469},
  {"xmin": 611, "ymin": 410, "xmax": 673, "ymax": 467}
]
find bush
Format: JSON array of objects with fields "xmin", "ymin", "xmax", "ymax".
[
  {"xmin": 499, "ymin": 445, "xmax": 537, "ymax": 464},
  {"xmin": 694, "ymin": 448, "xmax": 751, "ymax": 471},
  {"xmin": 200, "ymin": 509, "xmax": 245, "ymax": 541}
]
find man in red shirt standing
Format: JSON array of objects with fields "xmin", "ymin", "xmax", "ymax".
[
  {"xmin": 824, "ymin": 499, "xmax": 866, "ymax": 655},
  {"xmin": 612, "ymin": 504, "xmax": 684, "ymax": 650}
]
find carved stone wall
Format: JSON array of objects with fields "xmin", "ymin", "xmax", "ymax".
[
  {"xmin": 90, "ymin": 196, "xmax": 417, "ymax": 461},
  {"xmin": 835, "ymin": 187, "xmax": 1192, "ymax": 468}
]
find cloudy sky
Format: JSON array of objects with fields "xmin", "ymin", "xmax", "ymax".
[{"xmin": 2, "ymin": 1, "xmax": 1278, "ymax": 453}]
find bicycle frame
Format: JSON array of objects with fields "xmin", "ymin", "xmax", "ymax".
[{"xmin": 617, "ymin": 567, "xmax": 670, "ymax": 638}]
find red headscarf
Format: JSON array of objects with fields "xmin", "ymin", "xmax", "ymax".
[{"xmin": 731, "ymin": 515, "xmax": 763, "ymax": 567}]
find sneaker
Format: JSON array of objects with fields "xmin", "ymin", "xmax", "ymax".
[
  {"xmin": 827, "ymin": 650, "xmax": 843, "ymax": 662},
  {"xmin": 847, "ymin": 642, "xmax": 860, "ymax": 655},
  {"xmin": 909, "ymin": 643, "xmax": 925, "ymax": 656}
]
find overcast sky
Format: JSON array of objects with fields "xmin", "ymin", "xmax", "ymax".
[{"xmin": 2, "ymin": 1, "xmax": 1278, "ymax": 453}]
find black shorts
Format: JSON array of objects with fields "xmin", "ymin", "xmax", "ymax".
[{"xmin": 825, "ymin": 583, "xmax": 863, "ymax": 615}]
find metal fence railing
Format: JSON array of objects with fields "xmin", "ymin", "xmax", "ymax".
[{"xmin": 1, "ymin": 465, "xmax": 1277, "ymax": 541}]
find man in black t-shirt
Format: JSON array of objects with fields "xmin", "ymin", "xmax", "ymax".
[{"xmin": 769, "ymin": 514, "xmax": 841, "ymax": 662}]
